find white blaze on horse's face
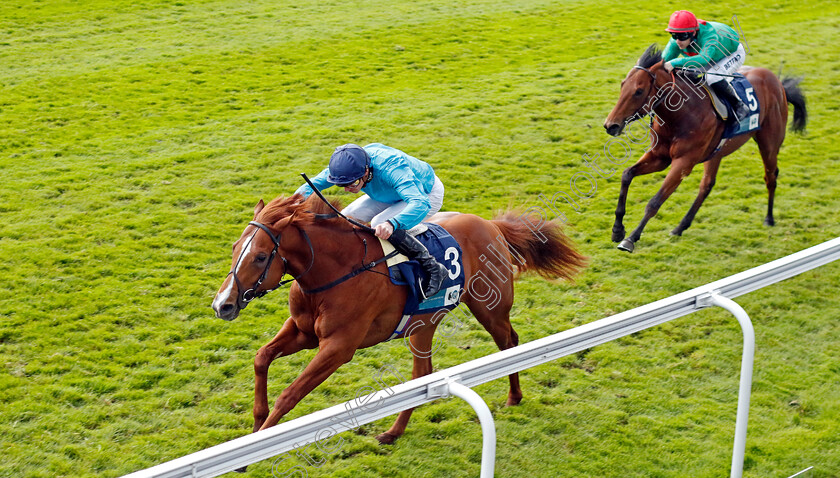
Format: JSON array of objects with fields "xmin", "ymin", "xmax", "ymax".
[{"xmin": 212, "ymin": 227, "xmax": 259, "ymax": 319}]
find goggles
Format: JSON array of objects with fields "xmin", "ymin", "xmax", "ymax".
[
  {"xmin": 671, "ymin": 32, "xmax": 692, "ymax": 41},
  {"xmin": 336, "ymin": 178, "xmax": 363, "ymax": 188}
]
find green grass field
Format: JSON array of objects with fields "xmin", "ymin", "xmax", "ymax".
[{"xmin": 2, "ymin": 0, "xmax": 839, "ymax": 477}]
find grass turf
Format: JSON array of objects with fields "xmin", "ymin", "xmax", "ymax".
[{"xmin": 1, "ymin": 0, "xmax": 839, "ymax": 477}]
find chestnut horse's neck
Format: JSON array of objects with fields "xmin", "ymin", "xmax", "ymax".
[
  {"xmin": 280, "ymin": 219, "xmax": 374, "ymax": 294},
  {"xmin": 256, "ymin": 195, "xmax": 378, "ymax": 294}
]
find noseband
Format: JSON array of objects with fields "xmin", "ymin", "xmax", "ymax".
[{"xmin": 229, "ymin": 221, "xmax": 314, "ymax": 310}]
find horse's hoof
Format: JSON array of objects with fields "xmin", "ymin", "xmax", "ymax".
[
  {"xmin": 764, "ymin": 218, "xmax": 775, "ymax": 226},
  {"xmin": 234, "ymin": 465, "xmax": 248, "ymax": 473},
  {"xmin": 670, "ymin": 228, "xmax": 683, "ymax": 236},
  {"xmin": 611, "ymin": 229, "xmax": 626, "ymax": 243},
  {"xmin": 375, "ymin": 432, "xmax": 399, "ymax": 445},
  {"xmin": 506, "ymin": 395, "xmax": 523, "ymax": 406},
  {"xmin": 617, "ymin": 239, "xmax": 635, "ymax": 253}
]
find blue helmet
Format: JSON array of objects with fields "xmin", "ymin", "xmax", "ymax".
[{"xmin": 327, "ymin": 144, "xmax": 370, "ymax": 185}]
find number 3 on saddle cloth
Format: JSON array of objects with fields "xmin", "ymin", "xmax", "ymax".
[{"xmin": 379, "ymin": 223, "xmax": 465, "ymax": 341}]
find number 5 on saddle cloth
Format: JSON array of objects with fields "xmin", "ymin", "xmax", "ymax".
[
  {"xmin": 707, "ymin": 75, "xmax": 761, "ymax": 138},
  {"xmin": 380, "ymin": 223, "xmax": 465, "ymax": 340}
]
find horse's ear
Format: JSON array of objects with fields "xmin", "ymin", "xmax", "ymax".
[{"xmin": 254, "ymin": 199, "xmax": 265, "ymax": 220}]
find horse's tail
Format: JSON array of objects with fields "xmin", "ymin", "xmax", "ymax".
[
  {"xmin": 491, "ymin": 212, "xmax": 587, "ymax": 282},
  {"xmin": 782, "ymin": 76, "xmax": 807, "ymax": 133}
]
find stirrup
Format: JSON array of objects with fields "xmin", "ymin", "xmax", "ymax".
[
  {"xmin": 419, "ymin": 263, "xmax": 447, "ymax": 300},
  {"xmin": 733, "ymin": 104, "xmax": 750, "ymax": 122}
]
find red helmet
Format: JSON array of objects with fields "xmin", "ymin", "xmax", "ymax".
[{"xmin": 666, "ymin": 10, "xmax": 699, "ymax": 33}]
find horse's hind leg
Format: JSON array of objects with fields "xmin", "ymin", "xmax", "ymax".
[
  {"xmin": 467, "ymin": 299, "xmax": 522, "ymax": 406},
  {"xmin": 754, "ymin": 122, "xmax": 783, "ymax": 226},
  {"xmin": 376, "ymin": 325, "xmax": 438, "ymax": 445}
]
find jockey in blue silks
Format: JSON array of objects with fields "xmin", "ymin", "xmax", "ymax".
[{"xmin": 296, "ymin": 143, "xmax": 447, "ymax": 298}]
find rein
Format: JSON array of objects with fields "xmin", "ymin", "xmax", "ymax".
[
  {"xmin": 628, "ymin": 65, "xmax": 715, "ymax": 125},
  {"xmin": 302, "ymin": 243, "xmax": 399, "ymax": 294},
  {"xmin": 230, "ymin": 214, "xmax": 397, "ymax": 306},
  {"xmin": 301, "ymin": 172, "xmax": 376, "ymax": 235},
  {"xmin": 629, "ymin": 66, "xmax": 729, "ymax": 164}
]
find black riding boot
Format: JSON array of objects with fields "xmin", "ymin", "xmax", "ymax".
[
  {"xmin": 712, "ymin": 80, "xmax": 750, "ymax": 122},
  {"xmin": 389, "ymin": 228, "xmax": 447, "ymax": 299}
]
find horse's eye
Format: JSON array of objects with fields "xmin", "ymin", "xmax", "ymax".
[
  {"xmin": 634, "ymin": 88, "xmax": 644, "ymax": 97},
  {"xmin": 255, "ymin": 253, "xmax": 268, "ymax": 262}
]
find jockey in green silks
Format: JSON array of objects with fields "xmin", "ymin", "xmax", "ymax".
[{"xmin": 662, "ymin": 10, "xmax": 750, "ymax": 121}]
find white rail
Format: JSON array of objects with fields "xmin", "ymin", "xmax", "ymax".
[
  {"xmin": 123, "ymin": 236, "xmax": 840, "ymax": 478},
  {"xmin": 706, "ymin": 292, "xmax": 754, "ymax": 478}
]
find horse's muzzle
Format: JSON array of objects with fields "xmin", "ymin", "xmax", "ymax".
[
  {"xmin": 604, "ymin": 122, "xmax": 624, "ymax": 137},
  {"xmin": 213, "ymin": 301, "xmax": 240, "ymax": 321}
]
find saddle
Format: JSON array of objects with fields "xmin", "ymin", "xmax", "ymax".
[
  {"xmin": 703, "ymin": 74, "xmax": 761, "ymax": 139},
  {"xmin": 379, "ymin": 223, "xmax": 465, "ymax": 340}
]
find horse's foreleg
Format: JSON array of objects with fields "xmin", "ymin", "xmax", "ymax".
[
  {"xmin": 253, "ymin": 318, "xmax": 316, "ymax": 432},
  {"xmin": 613, "ymin": 153, "xmax": 670, "ymax": 243},
  {"xmin": 376, "ymin": 325, "xmax": 437, "ymax": 445},
  {"xmin": 612, "ymin": 166, "xmax": 635, "ymax": 242},
  {"xmin": 259, "ymin": 337, "xmax": 359, "ymax": 431},
  {"xmin": 621, "ymin": 162, "xmax": 692, "ymax": 252},
  {"xmin": 672, "ymin": 158, "xmax": 722, "ymax": 236}
]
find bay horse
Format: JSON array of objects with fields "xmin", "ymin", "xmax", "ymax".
[
  {"xmin": 604, "ymin": 44, "xmax": 807, "ymax": 252},
  {"xmin": 211, "ymin": 193, "xmax": 586, "ymax": 446}
]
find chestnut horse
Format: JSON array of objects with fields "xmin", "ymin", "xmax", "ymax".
[
  {"xmin": 211, "ymin": 194, "xmax": 585, "ymax": 445},
  {"xmin": 604, "ymin": 45, "xmax": 807, "ymax": 252}
]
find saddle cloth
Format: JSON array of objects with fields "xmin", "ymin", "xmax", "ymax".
[
  {"xmin": 704, "ymin": 75, "xmax": 761, "ymax": 139},
  {"xmin": 379, "ymin": 223, "xmax": 465, "ymax": 340}
]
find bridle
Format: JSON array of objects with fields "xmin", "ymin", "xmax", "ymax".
[
  {"xmin": 228, "ymin": 221, "xmax": 314, "ymax": 310},
  {"xmin": 226, "ymin": 214, "xmax": 396, "ymax": 310},
  {"xmin": 630, "ymin": 65, "xmax": 662, "ymax": 118},
  {"xmin": 627, "ymin": 65, "xmax": 676, "ymax": 123}
]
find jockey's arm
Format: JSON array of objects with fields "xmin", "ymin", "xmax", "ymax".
[
  {"xmin": 662, "ymin": 39, "xmax": 681, "ymax": 64},
  {"xmin": 667, "ymin": 29, "xmax": 726, "ymax": 70},
  {"xmin": 294, "ymin": 167, "xmax": 333, "ymax": 197},
  {"xmin": 387, "ymin": 170, "xmax": 431, "ymax": 231}
]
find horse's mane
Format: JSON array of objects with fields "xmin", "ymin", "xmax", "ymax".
[
  {"xmin": 637, "ymin": 44, "xmax": 662, "ymax": 69},
  {"xmin": 257, "ymin": 194, "xmax": 353, "ymax": 230}
]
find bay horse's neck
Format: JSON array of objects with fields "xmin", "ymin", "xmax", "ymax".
[{"xmin": 650, "ymin": 71, "xmax": 714, "ymax": 134}]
